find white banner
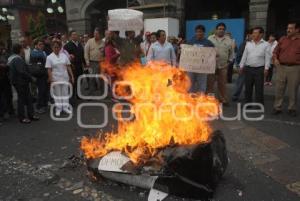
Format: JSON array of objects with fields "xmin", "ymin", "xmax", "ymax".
[
  {"xmin": 108, "ymin": 9, "xmax": 144, "ymax": 31},
  {"xmin": 179, "ymin": 44, "xmax": 216, "ymax": 74}
]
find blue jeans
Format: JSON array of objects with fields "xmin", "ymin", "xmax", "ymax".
[
  {"xmin": 232, "ymin": 73, "xmax": 245, "ymax": 100},
  {"xmin": 188, "ymin": 72, "xmax": 207, "ymax": 93}
]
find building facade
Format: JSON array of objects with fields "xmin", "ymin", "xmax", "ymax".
[
  {"xmin": 65, "ymin": 0, "xmax": 300, "ymax": 37},
  {"xmin": 0, "ymin": 0, "xmax": 67, "ymax": 46}
]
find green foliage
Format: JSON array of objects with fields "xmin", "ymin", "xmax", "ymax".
[{"xmin": 27, "ymin": 12, "xmax": 47, "ymax": 40}]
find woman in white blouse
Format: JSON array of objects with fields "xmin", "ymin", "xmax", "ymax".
[{"xmin": 46, "ymin": 40, "xmax": 74, "ymax": 116}]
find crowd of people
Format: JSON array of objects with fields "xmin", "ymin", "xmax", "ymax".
[{"xmin": 0, "ymin": 21, "xmax": 299, "ymax": 125}]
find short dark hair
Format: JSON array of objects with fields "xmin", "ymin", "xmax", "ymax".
[
  {"xmin": 33, "ymin": 39, "xmax": 43, "ymax": 46},
  {"xmin": 156, "ymin": 30, "xmax": 166, "ymax": 38},
  {"xmin": 69, "ymin": 30, "xmax": 76, "ymax": 36},
  {"xmin": 195, "ymin": 24, "xmax": 205, "ymax": 32},
  {"xmin": 51, "ymin": 40, "xmax": 62, "ymax": 47},
  {"xmin": 288, "ymin": 22, "xmax": 300, "ymax": 29},
  {"xmin": 252, "ymin": 26, "xmax": 264, "ymax": 34},
  {"xmin": 94, "ymin": 27, "xmax": 100, "ymax": 33},
  {"xmin": 216, "ymin": 22, "xmax": 226, "ymax": 30},
  {"xmin": 151, "ymin": 32, "xmax": 156, "ymax": 37},
  {"xmin": 268, "ymin": 33, "xmax": 278, "ymax": 39},
  {"xmin": 12, "ymin": 43, "xmax": 23, "ymax": 54}
]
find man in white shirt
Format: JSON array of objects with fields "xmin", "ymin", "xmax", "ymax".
[
  {"xmin": 147, "ymin": 30, "xmax": 176, "ymax": 66},
  {"xmin": 239, "ymin": 27, "xmax": 271, "ymax": 105},
  {"xmin": 19, "ymin": 37, "xmax": 31, "ymax": 65}
]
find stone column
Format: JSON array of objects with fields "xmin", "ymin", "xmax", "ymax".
[
  {"xmin": 249, "ymin": 0, "xmax": 270, "ymax": 31},
  {"xmin": 10, "ymin": 9, "xmax": 22, "ymax": 44}
]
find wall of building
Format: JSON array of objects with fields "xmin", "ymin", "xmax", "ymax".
[{"xmin": 65, "ymin": 0, "xmax": 273, "ymax": 36}]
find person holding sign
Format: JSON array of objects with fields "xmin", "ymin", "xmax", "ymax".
[
  {"xmin": 187, "ymin": 25, "xmax": 215, "ymax": 93},
  {"xmin": 208, "ymin": 23, "xmax": 234, "ymax": 106},
  {"xmin": 147, "ymin": 30, "xmax": 177, "ymax": 66}
]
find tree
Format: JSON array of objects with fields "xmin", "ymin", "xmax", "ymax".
[
  {"xmin": 36, "ymin": 12, "xmax": 47, "ymax": 38},
  {"xmin": 28, "ymin": 15, "xmax": 37, "ymax": 39},
  {"xmin": 27, "ymin": 12, "xmax": 47, "ymax": 40}
]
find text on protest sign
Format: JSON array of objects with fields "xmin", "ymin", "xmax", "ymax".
[
  {"xmin": 179, "ymin": 44, "xmax": 216, "ymax": 74},
  {"xmin": 108, "ymin": 9, "xmax": 143, "ymax": 31}
]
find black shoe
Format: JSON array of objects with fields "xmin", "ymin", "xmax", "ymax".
[
  {"xmin": 287, "ymin": 110, "xmax": 297, "ymax": 117},
  {"xmin": 271, "ymin": 109, "xmax": 282, "ymax": 115},
  {"xmin": 30, "ymin": 115, "xmax": 40, "ymax": 121},
  {"xmin": 20, "ymin": 118, "xmax": 31, "ymax": 124}
]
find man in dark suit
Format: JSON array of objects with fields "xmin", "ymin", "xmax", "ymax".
[{"xmin": 64, "ymin": 30, "xmax": 85, "ymax": 103}]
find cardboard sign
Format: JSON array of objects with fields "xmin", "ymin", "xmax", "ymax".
[
  {"xmin": 98, "ymin": 151, "xmax": 130, "ymax": 172},
  {"xmin": 179, "ymin": 44, "xmax": 216, "ymax": 74},
  {"xmin": 108, "ymin": 9, "xmax": 144, "ymax": 31}
]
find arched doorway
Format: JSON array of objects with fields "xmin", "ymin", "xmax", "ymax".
[
  {"xmin": 84, "ymin": 0, "xmax": 126, "ymax": 34},
  {"xmin": 267, "ymin": 0, "xmax": 300, "ymax": 37},
  {"xmin": 185, "ymin": 0, "xmax": 249, "ymax": 21}
]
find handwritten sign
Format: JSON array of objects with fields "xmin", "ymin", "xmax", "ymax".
[
  {"xmin": 179, "ymin": 44, "xmax": 216, "ymax": 74},
  {"xmin": 108, "ymin": 9, "xmax": 144, "ymax": 31},
  {"xmin": 98, "ymin": 151, "xmax": 130, "ymax": 172}
]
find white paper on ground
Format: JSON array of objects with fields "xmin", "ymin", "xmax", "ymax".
[
  {"xmin": 98, "ymin": 151, "xmax": 130, "ymax": 172},
  {"xmin": 148, "ymin": 188, "xmax": 169, "ymax": 201}
]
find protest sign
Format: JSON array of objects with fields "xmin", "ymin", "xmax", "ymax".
[
  {"xmin": 179, "ymin": 44, "xmax": 216, "ymax": 74},
  {"xmin": 108, "ymin": 9, "xmax": 143, "ymax": 31}
]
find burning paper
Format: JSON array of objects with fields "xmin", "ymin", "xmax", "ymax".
[{"xmin": 81, "ymin": 61, "xmax": 220, "ymax": 165}]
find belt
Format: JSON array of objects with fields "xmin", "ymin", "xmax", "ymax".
[
  {"xmin": 281, "ymin": 63, "xmax": 298, "ymax": 66},
  {"xmin": 245, "ymin": 65, "xmax": 264, "ymax": 68},
  {"xmin": 90, "ymin": 60, "xmax": 99, "ymax": 63}
]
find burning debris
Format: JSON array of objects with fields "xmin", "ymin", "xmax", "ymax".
[{"xmin": 81, "ymin": 61, "xmax": 228, "ymax": 200}]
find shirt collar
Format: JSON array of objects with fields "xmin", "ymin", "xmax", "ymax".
[
  {"xmin": 251, "ymin": 39, "xmax": 265, "ymax": 44},
  {"xmin": 213, "ymin": 35, "xmax": 226, "ymax": 41},
  {"xmin": 72, "ymin": 40, "xmax": 79, "ymax": 46}
]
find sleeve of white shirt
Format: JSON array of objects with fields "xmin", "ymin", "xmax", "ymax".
[
  {"xmin": 45, "ymin": 56, "xmax": 52, "ymax": 69},
  {"xmin": 265, "ymin": 44, "xmax": 271, "ymax": 70},
  {"xmin": 239, "ymin": 43, "xmax": 248, "ymax": 69},
  {"xmin": 147, "ymin": 45, "xmax": 154, "ymax": 62}
]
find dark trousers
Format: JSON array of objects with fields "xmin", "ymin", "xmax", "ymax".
[
  {"xmin": 0, "ymin": 79, "xmax": 14, "ymax": 117},
  {"xmin": 266, "ymin": 64, "xmax": 274, "ymax": 82},
  {"xmin": 70, "ymin": 64, "xmax": 83, "ymax": 106},
  {"xmin": 0, "ymin": 83, "xmax": 5, "ymax": 118},
  {"xmin": 36, "ymin": 75, "xmax": 49, "ymax": 109},
  {"xmin": 14, "ymin": 83, "xmax": 34, "ymax": 120},
  {"xmin": 245, "ymin": 66, "xmax": 265, "ymax": 104}
]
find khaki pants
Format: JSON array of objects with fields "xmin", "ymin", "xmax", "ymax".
[
  {"xmin": 274, "ymin": 65, "xmax": 300, "ymax": 111},
  {"xmin": 207, "ymin": 67, "xmax": 228, "ymax": 103}
]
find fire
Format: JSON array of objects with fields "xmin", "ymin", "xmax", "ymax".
[{"xmin": 81, "ymin": 61, "xmax": 220, "ymax": 165}]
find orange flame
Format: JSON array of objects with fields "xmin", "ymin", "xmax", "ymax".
[{"xmin": 81, "ymin": 61, "xmax": 220, "ymax": 165}]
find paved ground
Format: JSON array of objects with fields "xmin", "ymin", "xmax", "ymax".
[{"xmin": 0, "ymin": 82, "xmax": 299, "ymax": 201}]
